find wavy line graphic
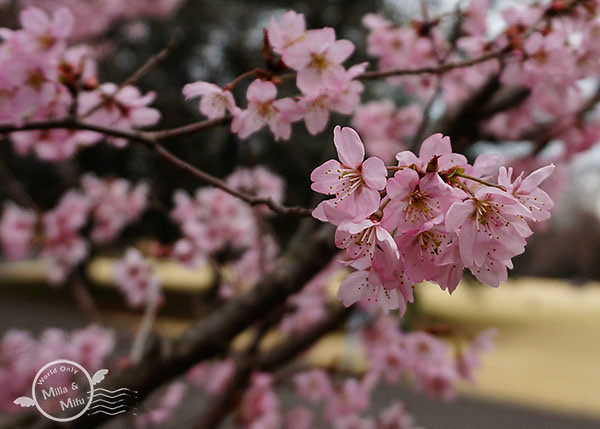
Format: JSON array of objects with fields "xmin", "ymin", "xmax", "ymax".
[
  {"xmin": 89, "ymin": 404, "xmax": 128, "ymax": 411},
  {"xmin": 90, "ymin": 398, "xmax": 128, "ymax": 406},
  {"xmin": 92, "ymin": 392, "xmax": 136, "ymax": 400},
  {"xmin": 88, "ymin": 409, "xmax": 127, "ymax": 416},
  {"xmin": 91, "ymin": 388, "xmax": 138, "ymax": 394}
]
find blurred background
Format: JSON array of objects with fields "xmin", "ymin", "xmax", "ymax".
[{"xmin": 1, "ymin": 0, "xmax": 600, "ymax": 428}]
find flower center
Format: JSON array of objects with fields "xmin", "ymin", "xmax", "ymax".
[
  {"xmin": 258, "ymin": 102, "xmax": 275, "ymax": 119},
  {"xmin": 310, "ymin": 53, "xmax": 329, "ymax": 71}
]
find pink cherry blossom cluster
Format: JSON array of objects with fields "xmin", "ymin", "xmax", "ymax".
[
  {"xmin": 0, "ymin": 324, "xmax": 114, "ymax": 414},
  {"xmin": 360, "ymin": 316, "xmax": 496, "ymax": 401},
  {"xmin": 113, "ymin": 247, "xmax": 162, "ymax": 309},
  {"xmin": 293, "ymin": 369, "xmax": 414, "ymax": 428},
  {"xmin": 136, "ymin": 381, "xmax": 187, "ymax": 428},
  {"xmin": 187, "ymin": 358, "xmax": 235, "ymax": 395},
  {"xmin": 362, "ymin": 0, "xmax": 600, "ymax": 162},
  {"xmin": 352, "ymin": 100, "xmax": 423, "ymax": 162},
  {"xmin": 0, "ymin": 7, "xmax": 76, "ymax": 125},
  {"xmin": 183, "ymin": 10, "xmax": 366, "ymax": 140},
  {"xmin": 18, "ymin": 0, "xmax": 182, "ymax": 41},
  {"xmin": 238, "ymin": 373, "xmax": 281, "ymax": 428},
  {"xmin": 311, "ymin": 126, "xmax": 554, "ymax": 313},
  {"xmin": 171, "ymin": 166, "xmax": 284, "ymax": 290},
  {"xmin": 0, "ymin": 174, "xmax": 148, "ymax": 282},
  {"xmin": 280, "ymin": 261, "xmax": 340, "ymax": 335},
  {"xmin": 0, "ymin": 7, "xmax": 161, "ymax": 161},
  {"xmin": 81, "ymin": 173, "xmax": 149, "ymax": 243},
  {"xmin": 41, "ymin": 190, "xmax": 90, "ymax": 283}
]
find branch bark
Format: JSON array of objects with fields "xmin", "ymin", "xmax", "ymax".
[
  {"xmin": 195, "ymin": 305, "xmax": 350, "ymax": 429},
  {"xmin": 60, "ymin": 223, "xmax": 336, "ymax": 429}
]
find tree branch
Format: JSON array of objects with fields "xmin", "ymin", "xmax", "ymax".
[
  {"xmin": 61, "ymin": 223, "xmax": 336, "ymax": 429},
  {"xmin": 195, "ymin": 305, "xmax": 350, "ymax": 429},
  {"xmin": 357, "ymin": 47, "xmax": 511, "ymax": 81},
  {"xmin": 0, "ymin": 117, "xmax": 311, "ymax": 217},
  {"xmin": 122, "ymin": 30, "xmax": 182, "ymax": 87},
  {"xmin": 80, "ymin": 30, "xmax": 181, "ymax": 118}
]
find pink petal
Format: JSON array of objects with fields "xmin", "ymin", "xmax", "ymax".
[
  {"xmin": 20, "ymin": 7, "xmax": 49, "ymax": 36},
  {"xmin": 352, "ymin": 187, "xmax": 380, "ymax": 220},
  {"xmin": 328, "ymin": 39, "xmax": 355, "ymax": 64},
  {"xmin": 386, "ymin": 169, "xmax": 419, "ymax": 200},
  {"xmin": 445, "ymin": 200, "xmax": 473, "ymax": 232},
  {"xmin": 52, "ymin": 8, "xmax": 73, "ymax": 39},
  {"xmin": 377, "ymin": 287, "xmax": 400, "ymax": 313},
  {"xmin": 296, "ymin": 67, "xmax": 324, "ymax": 95},
  {"xmin": 310, "ymin": 159, "xmax": 342, "ymax": 193},
  {"xmin": 200, "ymin": 93, "xmax": 227, "ymax": 118},
  {"xmin": 246, "ymin": 79, "xmax": 277, "ymax": 103},
  {"xmin": 183, "ymin": 81, "xmax": 220, "ymax": 99},
  {"xmin": 337, "ymin": 270, "xmax": 369, "ymax": 307},
  {"xmin": 282, "ymin": 43, "xmax": 311, "ymax": 70},
  {"xmin": 418, "ymin": 133, "xmax": 452, "ymax": 163},
  {"xmin": 519, "ymin": 164, "xmax": 555, "ymax": 193},
  {"xmin": 305, "ymin": 108, "xmax": 329, "ymax": 135},
  {"xmin": 130, "ymin": 107, "xmax": 161, "ymax": 127},
  {"xmin": 395, "ymin": 151, "xmax": 421, "ymax": 167},
  {"xmin": 333, "ymin": 125, "xmax": 365, "ymax": 168},
  {"xmin": 306, "ymin": 28, "xmax": 336, "ymax": 50},
  {"xmin": 361, "ymin": 156, "xmax": 387, "ymax": 190}
]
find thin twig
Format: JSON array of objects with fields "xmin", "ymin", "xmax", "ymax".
[
  {"xmin": 357, "ymin": 47, "xmax": 511, "ymax": 81},
  {"xmin": 81, "ymin": 30, "xmax": 181, "ymax": 118},
  {"xmin": 130, "ymin": 282, "xmax": 161, "ymax": 363},
  {"xmin": 456, "ymin": 172, "xmax": 506, "ymax": 190},
  {"xmin": 0, "ymin": 117, "xmax": 311, "ymax": 217},
  {"xmin": 123, "ymin": 30, "xmax": 182, "ymax": 87}
]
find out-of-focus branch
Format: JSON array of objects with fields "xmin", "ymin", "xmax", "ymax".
[
  {"xmin": 122, "ymin": 30, "xmax": 182, "ymax": 87},
  {"xmin": 61, "ymin": 223, "xmax": 336, "ymax": 429},
  {"xmin": 81, "ymin": 30, "xmax": 181, "ymax": 118},
  {"xmin": 357, "ymin": 47, "xmax": 510, "ymax": 81},
  {"xmin": 528, "ymin": 85, "xmax": 600, "ymax": 155},
  {"xmin": 430, "ymin": 75, "xmax": 531, "ymax": 151},
  {"xmin": 196, "ymin": 305, "xmax": 350, "ymax": 429}
]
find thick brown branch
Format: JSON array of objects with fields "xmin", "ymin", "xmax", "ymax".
[
  {"xmin": 196, "ymin": 305, "xmax": 350, "ymax": 429},
  {"xmin": 429, "ymin": 76, "xmax": 531, "ymax": 151},
  {"xmin": 63, "ymin": 223, "xmax": 335, "ymax": 429}
]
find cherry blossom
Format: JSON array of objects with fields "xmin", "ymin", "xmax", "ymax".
[
  {"xmin": 81, "ymin": 174, "xmax": 149, "ymax": 243},
  {"xmin": 239, "ymin": 373, "xmax": 281, "ymax": 429},
  {"xmin": 0, "ymin": 202, "xmax": 36, "ymax": 260},
  {"xmin": 182, "ymin": 81, "xmax": 236, "ymax": 119},
  {"xmin": 231, "ymin": 79, "xmax": 302, "ymax": 140},
  {"xmin": 267, "ymin": 10, "xmax": 306, "ymax": 54},
  {"xmin": 283, "ymin": 28, "xmax": 355, "ymax": 94},
  {"xmin": 113, "ymin": 247, "xmax": 162, "ymax": 308},
  {"xmin": 41, "ymin": 190, "xmax": 90, "ymax": 283},
  {"xmin": 312, "ymin": 126, "xmax": 555, "ymax": 311},
  {"xmin": 311, "ymin": 126, "xmax": 387, "ymax": 222}
]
